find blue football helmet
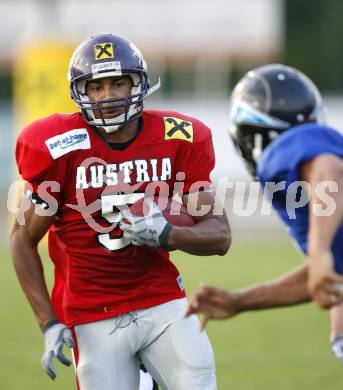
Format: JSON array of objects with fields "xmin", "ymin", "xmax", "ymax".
[
  {"xmin": 229, "ymin": 64, "xmax": 325, "ymax": 176},
  {"xmin": 68, "ymin": 33, "xmax": 160, "ymax": 133}
]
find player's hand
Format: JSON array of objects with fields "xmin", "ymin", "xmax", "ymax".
[
  {"xmin": 331, "ymin": 333, "xmax": 343, "ymax": 364},
  {"xmin": 185, "ymin": 284, "xmax": 240, "ymax": 331},
  {"xmin": 41, "ymin": 320, "xmax": 74, "ymax": 380},
  {"xmin": 119, "ymin": 197, "xmax": 172, "ymax": 249},
  {"xmin": 308, "ymin": 250, "xmax": 343, "ymax": 309}
]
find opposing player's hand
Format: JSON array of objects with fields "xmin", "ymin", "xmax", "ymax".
[
  {"xmin": 331, "ymin": 333, "xmax": 343, "ymax": 364},
  {"xmin": 119, "ymin": 198, "xmax": 172, "ymax": 249},
  {"xmin": 308, "ymin": 250, "xmax": 343, "ymax": 309},
  {"xmin": 185, "ymin": 284, "xmax": 240, "ymax": 331},
  {"xmin": 41, "ymin": 320, "xmax": 74, "ymax": 380}
]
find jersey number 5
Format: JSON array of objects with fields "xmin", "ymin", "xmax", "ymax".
[{"xmin": 98, "ymin": 193, "xmax": 145, "ymax": 251}]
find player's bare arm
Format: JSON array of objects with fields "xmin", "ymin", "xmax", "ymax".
[
  {"xmin": 301, "ymin": 154, "xmax": 343, "ymax": 308},
  {"xmin": 120, "ymin": 191, "xmax": 231, "ymax": 256},
  {"xmin": 11, "ymin": 198, "xmax": 74, "ymax": 380},
  {"xmin": 11, "ymin": 199, "xmax": 55, "ymax": 329},
  {"xmin": 167, "ymin": 190, "xmax": 231, "ymax": 256},
  {"xmin": 186, "ymin": 264, "xmax": 310, "ymax": 330}
]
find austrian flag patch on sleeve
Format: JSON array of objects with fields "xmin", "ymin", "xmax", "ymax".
[{"xmin": 45, "ymin": 128, "xmax": 91, "ymax": 159}]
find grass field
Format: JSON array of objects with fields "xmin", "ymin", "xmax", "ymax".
[{"xmin": 1, "ymin": 239, "xmax": 343, "ymax": 390}]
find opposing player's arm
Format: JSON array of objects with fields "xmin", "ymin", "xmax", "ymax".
[
  {"xmin": 10, "ymin": 197, "xmax": 56, "ymax": 330},
  {"xmin": 301, "ymin": 154, "xmax": 343, "ymax": 308},
  {"xmin": 185, "ymin": 264, "xmax": 310, "ymax": 330},
  {"xmin": 167, "ymin": 190, "xmax": 231, "ymax": 256}
]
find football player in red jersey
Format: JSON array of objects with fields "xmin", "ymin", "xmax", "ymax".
[{"xmin": 11, "ymin": 33, "xmax": 231, "ymax": 390}]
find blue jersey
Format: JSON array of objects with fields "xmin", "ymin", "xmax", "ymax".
[{"xmin": 257, "ymin": 124, "xmax": 343, "ymax": 273}]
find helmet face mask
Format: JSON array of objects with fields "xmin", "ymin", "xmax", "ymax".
[
  {"xmin": 78, "ymin": 74, "xmax": 145, "ymax": 130},
  {"xmin": 68, "ymin": 33, "xmax": 160, "ymax": 133},
  {"xmin": 228, "ymin": 64, "xmax": 325, "ymax": 177}
]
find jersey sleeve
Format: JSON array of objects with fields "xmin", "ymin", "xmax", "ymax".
[
  {"xmin": 16, "ymin": 121, "xmax": 63, "ymax": 210},
  {"xmin": 181, "ymin": 123, "xmax": 215, "ymax": 194},
  {"xmin": 257, "ymin": 124, "xmax": 343, "ymax": 185}
]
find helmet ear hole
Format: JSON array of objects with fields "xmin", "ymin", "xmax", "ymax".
[
  {"xmin": 77, "ymin": 80, "xmax": 87, "ymax": 95},
  {"xmin": 128, "ymin": 73, "xmax": 140, "ymax": 87}
]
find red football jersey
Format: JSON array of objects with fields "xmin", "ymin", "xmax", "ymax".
[{"xmin": 16, "ymin": 110, "xmax": 215, "ymax": 327}]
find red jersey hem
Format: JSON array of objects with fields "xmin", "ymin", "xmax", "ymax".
[{"xmin": 64, "ymin": 291, "xmax": 186, "ymax": 328}]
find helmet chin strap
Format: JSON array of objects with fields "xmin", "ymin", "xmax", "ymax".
[
  {"xmin": 102, "ymin": 124, "xmax": 122, "ymax": 133},
  {"xmin": 145, "ymin": 77, "xmax": 161, "ymax": 97},
  {"xmin": 91, "ymin": 104, "xmax": 142, "ymax": 133}
]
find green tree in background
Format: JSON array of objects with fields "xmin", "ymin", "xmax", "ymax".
[{"xmin": 285, "ymin": 0, "xmax": 343, "ymax": 92}]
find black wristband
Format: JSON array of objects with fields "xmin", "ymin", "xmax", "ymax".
[
  {"xmin": 159, "ymin": 223, "xmax": 173, "ymax": 249},
  {"xmin": 42, "ymin": 319, "xmax": 60, "ymax": 334},
  {"xmin": 331, "ymin": 333, "xmax": 343, "ymax": 345}
]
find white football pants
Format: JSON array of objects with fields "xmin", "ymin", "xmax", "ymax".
[{"xmin": 73, "ymin": 298, "xmax": 216, "ymax": 390}]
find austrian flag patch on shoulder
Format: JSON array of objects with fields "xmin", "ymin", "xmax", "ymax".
[
  {"xmin": 163, "ymin": 117, "xmax": 194, "ymax": 143},
  {"xmin": 45, "ymin": 128, "xmax": 91, "ymax": 159}
]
